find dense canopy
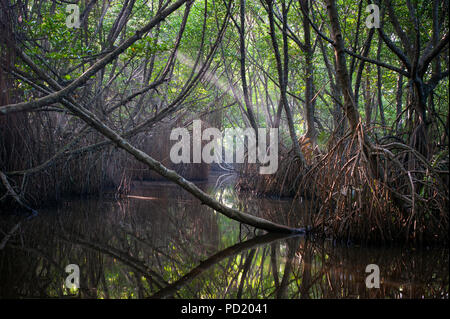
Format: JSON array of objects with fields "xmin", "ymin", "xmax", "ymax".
[{"xmin": 0, "ymin": 0, "xmax": 448, "ymax": 244}]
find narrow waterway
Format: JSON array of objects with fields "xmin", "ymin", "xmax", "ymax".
[{"xmin": 0, "ymin": 173, "xmax": 448, "ymax": 298}]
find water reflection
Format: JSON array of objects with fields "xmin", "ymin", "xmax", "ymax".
[{"xmin": 0, "ymin": 176, "xmax": 448, "ymax": 299}]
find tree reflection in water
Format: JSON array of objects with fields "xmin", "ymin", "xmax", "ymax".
[{"xmin": 0, "ymin": 179, "xmax": 448, "ymax": 299}]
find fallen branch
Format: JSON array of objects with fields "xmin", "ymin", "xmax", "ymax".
[{"xmin": 0, "ymin": 171, "xmax": 38, "ymax": 250}]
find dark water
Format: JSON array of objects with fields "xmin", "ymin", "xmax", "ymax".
[{"xmin": 0, "ymin": 174, "xmax": 448, "ymax": 299}]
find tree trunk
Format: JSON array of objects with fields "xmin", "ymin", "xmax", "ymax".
[
  {"xmin": 395, "ymin": 74, "xmax": 403, "ymax": 132},
  {"xmin": 266, "ymin": 0, "xmax": 306, "ymax": 166},
  {"xmin": 239, "ymin": 0, "xmax": 259, "ymax": 135},
  {"xmin": 364, "ymin": 69, "xmax": 373, "ymax": 127},
  {"xmin": 300, "ymin": 0, "xmax": 317, "ymax": 145},
  {"xmin": 324, "ymin": 0, "xmax": 361, "ymax": 133},
  {"xmin": 376, "ymin": 37, "xmax": 386, "ymax": 131},
  {"xmin": 0, "ymin": 0, "xmax": 27, "ymax": 173},
  {"xmin": 56, "ymin": 94, "xmax": 306, "ymax": 234}
]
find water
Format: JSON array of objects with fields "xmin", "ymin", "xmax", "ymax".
[{"xmin": 0, "ymin": 174, "xmax": 448, "ymax": 298}]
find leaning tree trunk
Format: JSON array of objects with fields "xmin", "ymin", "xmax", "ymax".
[
  {"xmin": 4, "ymin": 47, "xmax": 306, "ymax": 235},
  {"xmin": 59, "ymin": 99, "xmax": 305, "ymax": 234},
  {"xmin": 27, "ymin": 51, "xmax": 308, "ymax": 234}
]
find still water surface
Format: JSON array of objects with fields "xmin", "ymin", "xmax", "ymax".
[{"xmin": 0, "ymin": 174, "xmax": 448, "ymax": 298}]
